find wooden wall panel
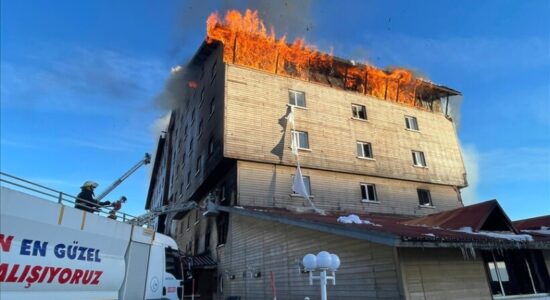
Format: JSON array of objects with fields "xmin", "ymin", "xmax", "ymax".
[
  {"xmin": 237, "ymin": 160, "xmax": 462, "ymax": 216},
  {"xmin": 224, "ymin": 65, "xmax": 467, "ymax": 187},
  {"xmin": 398, "ymin": 248, "xmax": 492, "ymax": 300},
  {"xmin": 220, "ymin": 214, "xmax": 402, "ymax": 300}
]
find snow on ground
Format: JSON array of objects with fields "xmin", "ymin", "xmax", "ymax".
[{"xmin": 337, "ymin": 214, "xmax": 382, "ymax": 226}]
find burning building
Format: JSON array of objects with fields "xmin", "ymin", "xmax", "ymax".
[{"xmin": 146, "ymin": 10, "xmax": 550, "ymax": 300}]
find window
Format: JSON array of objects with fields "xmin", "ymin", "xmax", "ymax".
[
  {"xmin": 191, "ymin": 108, "xmax": 196, "ymax": 124},
  {"xmin": 417, "ymin": 189, "xmax": 432, "ymax": 206},
  {"xmin": 196, "ymin": 155, "xmax": 202, "ymax": 174},
  {"xmin": 405, "ymin": 115, "xmax": 419, "ymax": 130},
  {"xmin": 208, "ymin": 136, "xmax": 215, "ymax": 156},
  {"xmin": 291, "ymin": 175, "xmax": 311, "ymax": 195},
  {"xmin": 189, "ymin": 138, "xmax": 194, "ymax": 154},
  {"xmin": 288, "ymin": 90, "xmax": 306, "ymax": 107},
  {"xmin": 351, "ymin": 104, "xmax": 367, "ymax": 120},
  {"xmin": 291, "ymin": 130, "xmax": 310, "ymax": 150},
  {"xmin": 186, "ymin": 171, "xmax": 191, "ymax": 189},
  {"xmin": 488, "ymin": 261, "xmax": 509, "ymax": 282},
  {"xmin": 210, "ymin": 72, "xmax": 217, "ymax": 86},
  {"xmin": 211, "ymin": 59, "xmax": 217, "ymax": 74},
  {"xmin": 412, "ymin": 150, "xmax": 427, "ymax": 167},
  {"xmin": 198, "ymin": 119, "xmax": 203, "ymax": 137},
  {"xmin": 482, "ymin": 250, "xmax": 550, "ymax": 296},
  {"xmin": 209, "ymin": 97, "xmax": 216, "ymax": 116},
  {"xmin": 199, "ymin": 88, "xmax": 205, "ymax": 107},
  {"xmin": 184, "ymin": 125, "xmax": 188, "ymax": 140},
  {"xmin": 360, "ymin": 184, "xmax": 378, "ymax": 202},
  {"xmin": 356, "ymin": 141, "xmax": 373, "ymax": 159}
]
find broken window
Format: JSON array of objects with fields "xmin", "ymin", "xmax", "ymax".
[
  {"xmin": 360, "ymin": 184, "xmax": 378, "ymax": 202},
  {"xmin": 210, "ymin": 97, "xmax": 216, "ymax": 116},
  {"xmin": 198, "ymin": 119, "xmax": 203, "ymax": 137},
  {"xmin": 412, "ymin": 150, "xmax": 427, "ymax": 167},
  {"xmin": 208, "ymin": 136, "xmax": 215, "ymax": 156},
  {"xmin": 405, "ymin": 115, "xmax": 419, "ymax": 130},
  {"xmin": 288, "ymin": 90, "xmax": 306, "ymax": 107},
  {"xmin": 196, "ymin": 155, "xmax": 202, "ymax": 174},
  {"xmin": 352, "ymin": 104, "xmax": 367, "ymax": 120},
  {"xmin": 417, "ymin": 189, "xmax": 432, "ymax": 206},
  {"xmin": 357, "ymin": 141, "xmax": 373, "ymax": 159},
  {"xmin": 217, "ymin": 212, "xmax": 229, "ymax": 246},
  {"xmin": 291, "ymin": 130, "xmax": 310, "ymax": 149},
  {"xmin": 482, "ymin": 250, "xmax": 550, "ymax": 297}
]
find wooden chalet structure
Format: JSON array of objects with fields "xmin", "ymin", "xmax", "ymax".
[{"xmin": 146, "ymin": 41, "xmax": 550, "ymax": 299}]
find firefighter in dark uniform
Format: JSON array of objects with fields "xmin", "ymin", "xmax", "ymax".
[{"xmin": 75, "ymin": 181, "xmax": 110, "ymax": 213}]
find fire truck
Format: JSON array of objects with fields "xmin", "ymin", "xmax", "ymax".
[{"xmin": 0, "ymin": 155, "xmax": 195, "ymax": 300}]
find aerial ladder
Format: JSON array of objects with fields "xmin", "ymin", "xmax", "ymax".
[
  {"xmin": 130, "ymin": 201, "xmax": 198, "ymax": 227},
  {"xmin": 95, "ymin": 153, "xmax": 151, "ymax": 200}
]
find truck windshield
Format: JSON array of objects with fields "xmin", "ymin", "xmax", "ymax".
[{"xmin": 165, "ymin": 248, "xmax": 183, "ymax": 279}]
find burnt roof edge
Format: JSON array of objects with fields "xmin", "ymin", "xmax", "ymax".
[{"xmin": 196, "ymin": 37, "xmax": 462, "ymax": 98}]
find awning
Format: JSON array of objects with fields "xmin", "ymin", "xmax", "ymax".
[{"xmin": 182, "ymin": 254, "xmax": 218, "ymax": 270}]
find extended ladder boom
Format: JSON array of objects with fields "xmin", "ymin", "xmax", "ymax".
[
  {"xmin": 96, "ymin": 153, "xmax": 151, "ymax": 201},
  {"xmin": 130, "ymin": 201, "xmax": 197, "ymax": 226}
]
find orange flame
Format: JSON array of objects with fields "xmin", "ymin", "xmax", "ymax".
[{"xmin": 207, "ymin": 9, "xmax": 422, "ymax": 106}]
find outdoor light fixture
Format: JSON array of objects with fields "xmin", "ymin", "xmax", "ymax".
[{"xmin": 302, "ymin": 251, "xmax": 341, "ymax": 300}]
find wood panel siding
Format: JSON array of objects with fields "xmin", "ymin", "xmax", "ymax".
[
  {"xmin": 398, "ymin": 248, "xmax": 492, "ymax": 300},
  {"xmin": 237, "ymin": 160, "xmax": 462, "ymax": 216},
  {"xmin": 219, "ymin": 214, "xmax": 402, "ymax": 300},
  {"xmin": 224, "ymin": 64, "xmax": 466, "ymax": 187}
]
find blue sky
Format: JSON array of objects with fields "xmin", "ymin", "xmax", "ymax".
[{"xmin": 1, "ymin": 0, "xmax": 548, "ymax": 220}]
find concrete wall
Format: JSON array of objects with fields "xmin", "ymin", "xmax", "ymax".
[{"xmin": 398, "ymin": 248, "xmax": 492, "ymax": 300}]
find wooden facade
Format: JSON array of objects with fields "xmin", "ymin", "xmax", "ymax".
[
  {"xmin": 224, "ymin": 64, "xmax": 466, "ymax": 188},
  {"xmin": 398, "ymin": 248, "xmax": 492, "ymax": 299},
  {"xmin": 145, "ymin": 43, "xmax": 550, "ymax": 300},
  {"xmin": 237, "ymin": 160, "xmax": 463, "ymax": 216},
  {"xmin": 219, "ymin": 215, "xmax": 402, "ymax": 300}
]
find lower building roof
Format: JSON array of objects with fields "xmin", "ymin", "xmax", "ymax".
[{"xmin": 215, "ymin": 201, "xmax": 550, "ymax": 250}]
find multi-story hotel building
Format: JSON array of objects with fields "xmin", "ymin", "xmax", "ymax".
[{"xmin": 146, "ymin": 33, "xmax": 550, "ymax": 300}]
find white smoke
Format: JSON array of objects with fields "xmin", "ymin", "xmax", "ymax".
[{"xmin": 460, "ymin": 144, "xmax": 480, "ymax": 205}]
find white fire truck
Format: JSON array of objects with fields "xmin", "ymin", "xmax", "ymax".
[{"xmin": 0, "ymin": 160, "xmax": 194, "ymax": 299}]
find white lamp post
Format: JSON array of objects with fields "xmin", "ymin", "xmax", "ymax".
[{"xmin": 302, "ymin": 251, "xmax": 341, "ymax": 300}]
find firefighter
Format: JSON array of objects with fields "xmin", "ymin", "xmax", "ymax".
[
  {"xmin": 75, "ymin": 181, "xmax": 111, "ymax": 213},
  {"xmin": 108, "ymin": 196, "xmax": 127, "ymax": 220}
]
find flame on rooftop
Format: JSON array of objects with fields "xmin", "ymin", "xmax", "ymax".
[{"xmin": 206, "ymin": 9, "xmax": 444, "ymax": 107}]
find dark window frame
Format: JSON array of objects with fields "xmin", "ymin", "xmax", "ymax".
[
  {"xmin": 360, "ymin": 183, "xmax": 378, "ymax": 202},
  {"xmin": 357, "ymin": 141, "xmax": 373, "ymax": 159},
  {"xmin": 417, "ymin": 189, "xmax": 433, "ymax": 206},
  {"xmin": 351, "ymin": 104, "xmax": 367, "ymax": 120}
]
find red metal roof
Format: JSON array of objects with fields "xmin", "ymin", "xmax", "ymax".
[
  {"xmin": 514, "ymin": 215, "xmax": 550, "ymax": 230},
  {"xmin": 225, "ymin": 201, "xmax": 550, "ymax": 248},
  {"xmin": 402, "ymin": 200, "xmax": 516, "ymax": 232}
]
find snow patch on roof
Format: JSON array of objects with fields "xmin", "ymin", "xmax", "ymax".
[
  {"xmin": 337, "ymin": 214, "xmax": 382, "ymax": 226},
  {"xmin": 423, "ymin": 233, "xmax": 436, "ymax": 237},
  {"xmin": 457, "ymin": 226, "xmax": 533, "ymax": 242},
  {"xmin": 522, "ymin": 228, "xmax": 550, "ymax": 236}
]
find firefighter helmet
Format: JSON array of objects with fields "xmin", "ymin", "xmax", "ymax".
[{"xmin": 81, "ymin": 181, "xmax": 99, "ymax": 189}]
